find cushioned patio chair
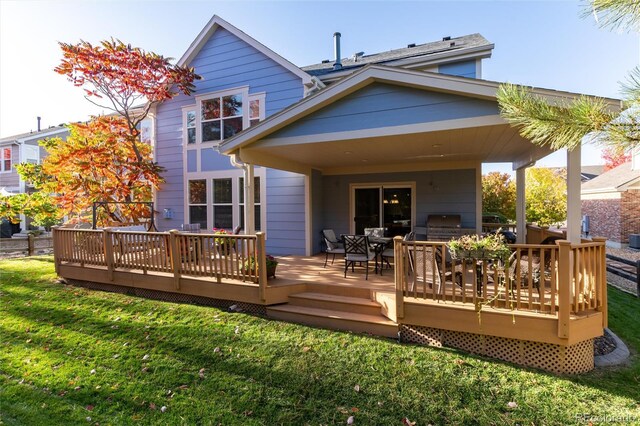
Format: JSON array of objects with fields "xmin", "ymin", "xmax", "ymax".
[
  {"xmin": 322, "ymin": 229, "xmax": 345, "ymax": 267},
  {"xmin": 381, "ymin": 231, "xmax": 415, "ymax": 272},
  {"xmin": 342, "ymin": 234, "xmax": 376, "ymax": 280},
  {"xmin": 407, "ymin": 242, "xmax": 441, "ymax": 294}
]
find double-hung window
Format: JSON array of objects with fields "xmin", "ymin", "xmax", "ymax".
[
  {"xmin": 1, "ymin": 147, "xmax": 11, "ymax": 172},
  {"xmin": 212, "ymin": 178, "xmax": 233, "ymax": 229},
  {"xmin": 188, "ymin": 180, "xmax": 208, "ymax": 229}
]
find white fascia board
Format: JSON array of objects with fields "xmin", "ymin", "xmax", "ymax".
[
  {"xmin": 219, "ymin": 64, "xmax": 622, "ymax": 154},
  {"xmin": 16, "ymin": 128, "xmax": 68, "ymax": 143},
  {"xmin": 177, "ymin": 15, "xmax": 312, "ymax": 86}
]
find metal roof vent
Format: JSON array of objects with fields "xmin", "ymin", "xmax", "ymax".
[
  {"xmin": 407, "ymin": 43, "xmax": 416, "ymax": 48},
  {"xmin": 333, "ymin": 32, "xmax": 342, "ymax": 70},
  {"xmin": 442, "ymin": 36, "xmax": 451, "ymax": 41},
  {"xmin": 321, "ymin": 59, "xmax": 331, "ymax": 64},
  {"xmin": 352, "ymin": 51, "xmax": 365, "ymax": 62},
  {"xmin": 450, "ymin": 41, "xmax": 456, "ymax": 47}
]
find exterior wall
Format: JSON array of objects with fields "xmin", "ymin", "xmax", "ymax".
[
  {"xmin": 437, "ymin": 60, "xmax": 477, "ymax": 78},
  {"xmin": 582, "ymin": 198, "xmax": 622, "ymax": 243},
  {"xmin": 0, "ymin": 145, "xmax": 20, "ymax": 189},
  {"xmin": 265, "ymin": 169, "xmax": 306, "ymax": 255},
  {"xmin": 311, "ymin": 169, "xmax": 324, "ymax": 254},
  {"xmin": 318, "ymin": 169, "xmax": 476, "ymax": 251},
  {"xmin": 154, "ymin": 26, "xmax": 304, "ymax": 231},
  {"xmin": 266, "ymin": 83, "xmax": 499, "ymax": 140},
  {"xmin": 621, "ymin": 190, "xmax": 640, "ymax": 243}
]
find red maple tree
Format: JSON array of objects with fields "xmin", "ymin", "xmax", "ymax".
[{"xmin": 601, "ymin": 147, "xmax": 631, "ymax": 171}]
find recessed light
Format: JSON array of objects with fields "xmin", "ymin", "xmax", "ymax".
[
  {"xmin": 432, "ymin": 144, "xmax": 442, "ymax": 148},
  {"xmin": 344, "ymin": 151, "xmax": 352, "ymax": 155},
  {"xmin": 361, "ymin": 159, "xmax": 368, "ymax": 162}
]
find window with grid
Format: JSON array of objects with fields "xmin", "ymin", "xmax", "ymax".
[
  {"xmin": 201, "ymin": 94, "xmax": 243, "ymax": 143},
  {"xmin": 212, "ymin": 178, "xmax": 233, "ymax": 229},
  {"xmin": 1, "ymin": 147, "xmax": 11, "ymax": 172},
  {"xmin": 188, "ymin": 179, "xmax": 207, "ymax": 229}
]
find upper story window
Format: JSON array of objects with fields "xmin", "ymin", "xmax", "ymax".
[
  {"xmin": 1, "ymin": 147, "xmax": 11, "ymax": 172},
  {"xmin": 193, "ymin": 87, "xmax": 265, "ymax": 145},
  {"xmin": 23, "ymin": 144, "xmax": 39, "ymax": 165}
]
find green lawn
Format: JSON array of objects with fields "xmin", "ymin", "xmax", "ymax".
[{"xmin": 1, "ymin": 256, "xmax": 638, "ymax": 425}]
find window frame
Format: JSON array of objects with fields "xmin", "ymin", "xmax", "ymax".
[
  {"xmin": 187, "ymin": 179, "xmax": 208, "ymax": 229},
  {"xmin": 196, "ymin": 86, "xmax": 250, "ymax": 145}
]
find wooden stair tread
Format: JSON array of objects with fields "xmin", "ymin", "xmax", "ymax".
[
  {"xmin": 289, "ymin": 292, "xmax": 380, "ymax": 307},
  {"xmin": 267, "ymin": 304, "xmax": 396, "ymax": 326}
]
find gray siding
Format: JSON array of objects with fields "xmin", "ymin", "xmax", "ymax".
[
  {"xmin": 317, "ymin": 169, "xmax": 476, "ymax": 253},
  {"xmin": 154, "ymin": 26, "xmax": 304, "ymax": 230},
  {"xmin": 438, "ymin": 60, "xmax": 477, "ymax": 78},
  {"xmin": 267, "ymin": 83, "xmax": 497, "ymax": 139},
  {"xmin": 265, "ymin": 169, "xmax": 306, "ymax": 255}
]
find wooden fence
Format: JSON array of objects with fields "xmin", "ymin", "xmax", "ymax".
[
  {"xmin": 52, "ymin": 227, "xmax": 268, "ymax": 298},
  {"xmin": 0, "ymin": 234, "xmax": 54, "ymax": 257},
  {"xmin": 394, "ymin": 237, "xmax": 607, "ymax": 336}
]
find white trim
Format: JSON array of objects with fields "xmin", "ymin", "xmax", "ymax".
[
  {"xmin": 219, "ymin": 65, "xmax": 621, "ymax": 155},
  {"xmin": 177, "ymin": 15, "xmax": 312, "ymax": 85},
  {"xmin": 475, "ymin": 163, "xmax": 482, "ymax": 234},
  {"xmin": 580, "ymin": 191, "xmax": 622, "ymax": 200},
  {"xmin": 304, "ymin": 174, "xmax": 311, "ymax": 256},
  {"xmin": 348, "ymin": 182, "xmax": 416, "ymax": 235},
  {"xmin": 196, "ymin": 86, "xmax": 250, "ymax": 145},
  {"xmin": 14, "ymin": 127, "xmax": 69, "ymax": 143},
  {"xmin": 253, "ymin": 115, "xmax": 506, "ymax": 148},
  {"xmin": 475, "ymin": 59, "xmax": 482, "ymax": 79}
]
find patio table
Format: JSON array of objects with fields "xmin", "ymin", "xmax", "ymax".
[{"xmin": 369, "ymin": 236, "xmax": 392, "ymax": 274}]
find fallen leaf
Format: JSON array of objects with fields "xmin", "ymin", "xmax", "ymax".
[
  {"xmin": 86, "ymin": 417, "xmax": 92, "ymax": 422},
  {"xmin": 507, "ymin": 401, "xmax": 518, "ymax": 409},
  {"xmin": 353, "ymin": 384, "xmax": 360, "ymax": 392},
  {"xmin": 351, "ymin": 407, "xmax": 359, "ymax": 413},
  {"xmin": 199, "ymin": 368, "xmax": 206, "ymax": 379},
  {"xmin": 213, "ymin": 347, "xmax": 220, "ymax": 353},
  {"xmin": 402, "ymin": 418, "xmax": 416, "ymax": 426},
  {"xmin": 337, "ymin": 407, "xmax": 349, "ymax": 414},
  {"xmin": 347, "ymin": 416, "xmax": 354, "ymax": 425},
  {"xmin": 85, "ymin": 405, "xmax": 94, "ymax": 411},
  {"xmin": 243, "ymin": 410, "xmax": 253, "ymax": 416},
  {"xmin": 141, "ymin": 367, "xmax": 149, "ymax": 373},
  {"xmin": 149, "ymin": 402, "xmax": 156, "ymax": 410},
  {"xmin": 90, "ymin": 369, "xmax": 96, "ymax": 375},
  {"xmin": 142, "ymin": 354, "xmax": 150, "ymax": 361},
  {"xmin": 302, "ymin": 346, "xmax": 311, "ymax": 352},
  {"xmin": 161, "ymin": 406, "xmax": 167, "ymax": 413},
  {"xmin": 234, "ymin": 326, "xmax": 240, "ymax": 334}
]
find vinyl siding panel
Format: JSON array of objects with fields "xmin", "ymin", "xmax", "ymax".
[
  {"xmin": 438, "ymin": 60, "xmax": 477, "ymax": 78},
  {"xmin": 154, "ymin": 26, "xmax": 304, "ymax": 231},
  {"xmin": 267, "ymin": 83, "xmax": 498, "ymax": 139},
  {"xmin": 265, "ymin": 169, "xmax": 306, "ymax": 255}
]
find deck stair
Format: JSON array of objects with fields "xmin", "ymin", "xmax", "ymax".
[{"xmin": 267, "ymin": 291, "xmax": 398, "ymax": 338}]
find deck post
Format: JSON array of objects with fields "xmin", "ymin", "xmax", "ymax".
[
  {"xmin": 51, "ymin": 226, "xmax": 61, "ymax": 275},
  {"xmin": 169, "ymin": 230, "xmax": 181, "ymax": 290},
  {"xmin": 592, "ymin": 237, "xmax": 608, "ymax": 328},
  {"xmin": 557, "ymin": 240, "xmax": 572, "ymax": 339},
  {"xmin": 27, "ymin": 233, "xmax": 35, "ymax": 256},
  {"xmin": 103, "ymin": 228, "xmax": 115, "ymax": 282},
  {"xmin": 515, "ymin": 166, "xmax": 527, "ymax": 243},
  {"xmin": 394, "ymin": 236, "xmax": 404, "ymax": 320},
  {"xmin": 256, "ymin": 232, "xmax": 267, "ymax": 301}
]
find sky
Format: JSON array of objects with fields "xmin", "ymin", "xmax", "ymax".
[{"xmin": 1, "ymin": 0, "xmax": 638, "ymax": 170}]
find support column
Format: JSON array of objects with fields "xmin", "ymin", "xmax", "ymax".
[
  {"xmin": 566, "ymin": 145, "xmax": 582, "ymax": 243},
  {"xmin": 243, "ymin": 164, "xmax": 255, "ymax": 235},
  {"xmin": 515, "ymin": 166, "xmax": 526, "ymax": 244}
]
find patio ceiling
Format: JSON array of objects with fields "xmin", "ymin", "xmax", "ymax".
[{"xmin": 238, "ymin": 120, "xmax": 553, "ymax": 175}]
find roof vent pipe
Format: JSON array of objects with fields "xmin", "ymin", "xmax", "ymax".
[
  {"xmin": 37, "ymin": 116, "xmax": 41, "ymax": 132},
  {"xmin": 333, "ymin": 32, "xmax": 342, "ymax": 70}
]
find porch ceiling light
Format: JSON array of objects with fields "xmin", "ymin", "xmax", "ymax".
[
  {"xmin": 432, "ymin": 144, "xmax": 442, "ymax": 148},
  {"xmin": 344, "ymin": 151, "xmax": 352, "ymax": 155}
]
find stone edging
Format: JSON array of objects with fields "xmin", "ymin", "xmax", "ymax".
[{"xmin": 594, "ymin": 328, "xmax": 630, "ymax": 367}]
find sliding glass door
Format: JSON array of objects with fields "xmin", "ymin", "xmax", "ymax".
[{"xmin": 351, "ymin": 183, "xmax": 415, "ymax": 237}]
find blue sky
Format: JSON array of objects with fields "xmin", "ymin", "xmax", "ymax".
[{"xmin": 1, "ymin": 0, "xmax": 638, "ymax": 168}]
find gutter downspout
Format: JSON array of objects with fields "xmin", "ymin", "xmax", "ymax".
[{"xmin": 229, "ymin": 151, "xmax": 255, "ymax": 235}]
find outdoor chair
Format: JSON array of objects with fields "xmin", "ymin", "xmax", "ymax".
[
  {"xmin": 434, "ymin": 246, "xmax": 478, "ymax": 295},
  {"xmin": 322, "ymin": 229, "xmax": 345, "ymax": 267},
  {"xmin": 364, "ymin": 227, "xmax": 385, "ymax": 238},
  {"xmin": 381, "ymin": 231, "xmax": 415, "ymax": 271},
  {"xmin": 342, "ymin": 234, "xmax": 376, "ymax": 280},
  {"xmin": 407, "ymin": 243, "xmax": 441, "ymax": 294},
  {"xmin": 181, "ymin": 223, "xmax": 201, "ymax": 233}
]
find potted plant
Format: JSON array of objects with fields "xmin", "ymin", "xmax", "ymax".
[
  {"xmin": 213, "ymin": 228, "xmax": 233, "ymax": 255},
  {"xmin": 448, "ymin": 231, "xmax": 510, "ymax": 261},
  {"xmin": 243, "ymin": 254, "xmax": 278, "ymax": 279}
]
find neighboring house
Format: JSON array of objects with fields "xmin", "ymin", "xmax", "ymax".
[
  {"xmin": 581, "ymin": 149, "xmax": 640, "ymax": 247},
  {"xmin": 0, "ymin": 122, "xmax": 69, "ymax": 231},
  {"xmin": 152, "ymin": 15, "xmax": 618, "ymax": 256}
]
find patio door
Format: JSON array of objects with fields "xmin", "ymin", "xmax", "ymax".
[{"xmin": 351, "ymin": 183, "xmax": 415, "ymax": 237}]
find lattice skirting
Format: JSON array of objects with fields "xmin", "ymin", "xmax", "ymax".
[
  {"xmin": 400, "ymin": 324, "xmax": 594, "ymax": 374},
  {"xmin": 64, "ymin": 279, "xmax": 266, "ymax": 316}
]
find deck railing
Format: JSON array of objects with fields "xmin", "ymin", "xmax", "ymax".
[
  {"xmin": 394, "ymin": 237, "xmax": 607, "ymax": 334},
  {"xmin": 53, "ymin": 227, "xmax": 268, "ymax": 298}
]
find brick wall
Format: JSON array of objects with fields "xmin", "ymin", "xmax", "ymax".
[
  {"xmin": 621, "ymin": 190, "xmax": 640, "ymax": 244},
  {"xmin": 581, "ymin": 198, "xmax": 622, "ymax": 243}
]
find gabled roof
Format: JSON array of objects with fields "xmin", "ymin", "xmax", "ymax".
[
  {"xmin": 218, "ymin": 64, "xmax": 621, "ymax": 157},
  {"xmin": 581, "ymin": 162, "xmax": 640, "ymax": 193},
  {"xmin": 177, "ymin": 15, "xmax": 313, "ymax": 86},
  {"xmin": 303, "ymin": 33, "xmax": 493, "ymax": 78}
]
